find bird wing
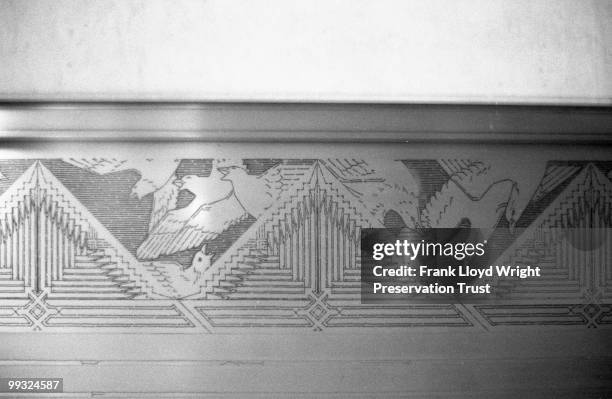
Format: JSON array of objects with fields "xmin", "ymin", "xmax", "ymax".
[
  {"xmin": 346, "ymin": 158, "xmax": 419, "ymax": 188},
  {"xmin": 323, "ymin": 159, "xmax": 379, "ymax": 182},
  {"xmin": 369, "ymin": 158, "xmax": 420, "ymax": 204},
  {"xmin": 438, "ymin": 160, "xmax": 493, "ymax": 199},
  {"xmin": 149, "ymin": 179, "xmax": 179, "ymax": 231},
  {"xmin": 439, "ymin": 159, "xmax": 477, "ymax": 177},
  {"xmin": 65, "ymin": 158, "xmax": 179, "ymax": 187},
  {"xmin": 421, "ymin": 180, "xmax": 459, "ymax": 228},
  {"xmin": 261, "ymin": 164, "xmax": 284, "ymax": 183},
  {"xmin": 440, "ymin": 158, "xmax": 549, "ymax": 197},
  {"xmin": 260, "ymin": 164, "xmax": 288, "ymax": 199},
  {"xmin": 440, "ymin": 158, "xmax": 553, "ymax": 225},
  {"xmin": 344, "ymin": 179, "xmax": 419, "ymax": 228},
  {"xmin": 379, "ymin": 182, "xmax": 420, "ymax": 228},
  {"xmin": 422, "ymin": 175, "xmax": 517, "ymax": 231},
  {"xmin": 63, "ymin": 158, "xmax": 132, "ymax": 175},
  {"xmin": 136, "ymin": 194, "xmax": 248, "ymax": 259},
  {"xmin": 329, "ymin": 159, "xmax": 420, "ymax": 227}
]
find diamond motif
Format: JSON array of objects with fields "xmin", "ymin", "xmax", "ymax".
[
  {"xmin": 583, "ymin": 303, "xmax": 601, "ymax": 318},
  {"xmin": 29, "ymin": 304, "xmax": 46, "ymax": 320},
  {"xmin": 309, "ymin": 304, "xmax": 326, "ymax": 321}
]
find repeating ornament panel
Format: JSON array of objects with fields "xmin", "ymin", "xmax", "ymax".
[{"xmin": 0, "ymin": 158, "xmax": 610, "ymax": 331}]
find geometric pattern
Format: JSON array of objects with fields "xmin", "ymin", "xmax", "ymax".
[
  {"xmin": 0, "ymin": 159, "xmax": 610, "ymax": 331},
  {"xmin": 481, "ymin": 164, "xmax": 612, "ymax": 328}
]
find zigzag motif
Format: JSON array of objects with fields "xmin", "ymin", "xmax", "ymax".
[
  {"xmin": 0, "ymin": 162, "xmax": 169, "ymax": 298},
  {"xmin": 543, "ymin": 166, "xmax": 612, "ymax": 229},
  {"xmin": 494, "ymin": 164, "xmax": 612, "ymax": 300},
  {"xmin": 201, "ymin": 162, "xmax": 384, "ymax": 298}
]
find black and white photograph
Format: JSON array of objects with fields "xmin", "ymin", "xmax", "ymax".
[{"xmin": 0, "ymin": 1, "xmax": 611, "ymax": 397}]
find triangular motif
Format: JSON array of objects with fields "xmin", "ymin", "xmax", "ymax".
[{"xmin": 0, "ymin": 161, "xmax": 168, "ymax": 298}]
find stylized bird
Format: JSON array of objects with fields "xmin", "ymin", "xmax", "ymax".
[
  {"xmin": 136, "ymin": 188, "xmax": 249, "ymax": 259},
  {"xmin": 412, "ymin": 178, "xmax": 515, "ymax": 289},
  {"xmin": 63, "ymin": 158, "xmax": 181, "ymax": 230},
  {"xmin": 144, "ymin": 245, "xmax": 213, "ymax": 298},
  {"xmin": 218, "ymin": 165, "xmax": 286, "ymax": 219},
  {"xmin": 421, "ymin": 177, "xmax": 518, "ymax": 231},
  {"xmin": 136, "ymin": 160, "xmax": 248, "ymax": 259},
  {"xmin": 189, "ymin": 246, "xmax": 214, "ymax": 275},
  {"xmin": 438, "ymin": 159, "xmax": 548, "ymax": 232},
  {"xmin": 322, "ymin": 159, "xmax": 420, "ymax": 228}
]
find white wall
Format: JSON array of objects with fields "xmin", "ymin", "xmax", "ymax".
[{"xmin": 1, "ymin": 0, "xmax": 611, "ymax": 104}]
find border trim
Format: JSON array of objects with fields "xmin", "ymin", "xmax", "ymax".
[{"xmin": 0, "ymin": 103, "xmax": 611, "ymax": 143}]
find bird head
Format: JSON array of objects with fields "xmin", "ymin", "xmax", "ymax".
[
  {"xmin": 190, "ymin": 246, "xmax": 213, "ymax": 278},
  {"xmin": 218, "ymin": 165, "xmax": 247, "ymax": 182}
]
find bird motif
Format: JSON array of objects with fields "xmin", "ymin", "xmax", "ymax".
[
  {"xmin": 438, "ymin": 158, "xmax": 548, "ymax": 232},
  {"xmin": 145, "ymin": 245, "xmax": 213, "ymax": 298},
  {"xmin": 136, "ymin": 193, "xmax": 249, "ymax": 259},
  {"xmin": 218, "ymin": 165, "xmax": 286, "ymax": 219},
  {"xmin": 189, "ymin": 246, "xmax": 214, "ymax": 275},
  {"xmin": 322, "ymin": 159, "xmax": 420, "ymax": 228},
  {"xmin": 63, "ymin": 158, "xmax": 181, "ymax": 231},
  {"xmin": 421, "ymin": 177, "xmax": 517, "ymax": 230},
  {"xmin": 137, "ymin": 161, "xmax": 287, "ymax": 260},
  {"xmin": 136, "ymin": 171, "xmax": 249, "ymax": 259},
  {"xmin": 412, "ymin": 178, "xmax": 516, "ymax": 289}
]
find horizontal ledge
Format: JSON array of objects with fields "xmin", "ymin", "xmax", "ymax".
[
  {"xmin": 0, "ymin": 103, "xmax": 610, "ymax": 143},
  {"xmin": 0, "ymin": 131, "xmax": 611, "ymax": 144}
]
